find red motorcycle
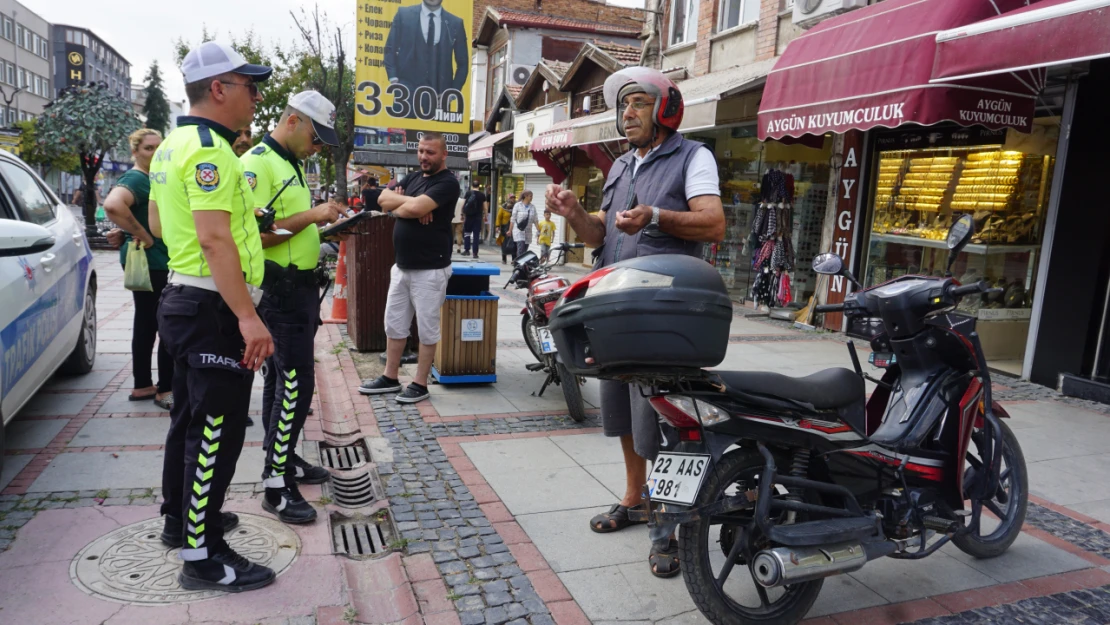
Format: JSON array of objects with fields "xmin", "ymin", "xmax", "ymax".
[
  {"xmin": 507, "ymin": 242, "xmax": 587, "ymax": 422},
  {"xmin": 548, "ymin": 215, "xmax": 1028, "ymax": 625}
]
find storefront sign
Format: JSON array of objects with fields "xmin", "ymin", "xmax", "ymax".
[
  {"xmin": 353, "ymin": 0, "xmax": 474, "ymax": 157},
  {"xmin": 514, "ymin": 108, "xmax": 566, "ymax": 175},
  {"xmin": 823, "ymin": 130, "xmax": 864, "ymax": 331},
  {"xmin": 477, "ymin": 161, "xmax": 491, "ymax": 175},
  {"xmin": 65, "ymin": 44, "xmax": 85, "ymax": 86}
]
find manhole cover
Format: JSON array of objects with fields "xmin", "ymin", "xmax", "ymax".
[{"xmin": 70, "ymin": 513, "xmax": 300, "ymax": 604}]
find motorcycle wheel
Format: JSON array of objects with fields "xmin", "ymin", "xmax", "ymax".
[
  {"xmin": 556, "ymin": 361, "xmax": 586, "ymax": 423},
  {"xmin": 680, "ymin": 448, "xmax": 823, "ymax": 625},
  {"xmin": 952, "ymin": 420, "xmax": 1028, "ymax": 559},
  {"xmin": 522, "ymin": 315, "xmax": 544, "ymax": 363}
]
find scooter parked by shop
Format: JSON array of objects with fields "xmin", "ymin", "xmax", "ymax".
[{"xmin": 507, "ymin": 242, "xmax": 587, "ymax": 422}]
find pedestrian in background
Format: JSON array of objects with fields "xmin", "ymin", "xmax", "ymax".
[
  {"xmin": 537, "ymin": 209, "xmax": 556, "ymax": 263},
  {"xmin": 232, "ymin": 127, "xmax": 252, "ymax": 157},
  {"xmin": 103, "ymin": 128, "xmax": 173, "ymax": 410},
  {"xmin": 511, "ymin": 190, "xmax": 537, "ymax": 259},
  {"xmin": 453, "ymin": 193, "xmax": 465, "ymax": 254},
  {"xmin": 462, "ymin": 180, "xmax": 486, "ymax": 259},
  {"xmin": 361, "ymin": 177, "xmax": 381, "ymax": 212},
  {"xmin": 496, "ymin": 193, "xmax": 515, "ymax": 263}
]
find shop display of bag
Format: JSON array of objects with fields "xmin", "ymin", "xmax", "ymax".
[{"xmin": 124, "ymin": 240, "xmax": 153, "ymax": 292}]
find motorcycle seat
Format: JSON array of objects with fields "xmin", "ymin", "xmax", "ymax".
[{"xmin": 715, "ymin": 368, "xmax": 865, "ymax": 410}]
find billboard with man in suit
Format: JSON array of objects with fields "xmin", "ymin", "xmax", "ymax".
[{"xmin": 356, "ymin": 0, "xmax": 473, "ymax": 158}]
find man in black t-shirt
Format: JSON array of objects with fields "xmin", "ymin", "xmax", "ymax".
[
  {"xmin": 462, "ymin": 180, "xmax": 488, "ymax": 259},
  {"xmin": 361, "ymin": 177, "xmax": 381, "ymax": 212},
  {"xmin": 359, "ymin": 132, "xmax": 460, "ymax": 403}
]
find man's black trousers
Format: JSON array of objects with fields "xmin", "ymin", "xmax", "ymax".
[
  {"xmin": 258, "ymin": 282, "xmax": 319, "ymax": 488},
  {"xmin": 158, "ymin": 285, "xmax": 253, "ymax": 561}
]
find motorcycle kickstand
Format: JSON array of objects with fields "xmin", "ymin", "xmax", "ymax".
[{"xmin": 534, "ymin": 372, "xmax": 555, "ymax": 397}]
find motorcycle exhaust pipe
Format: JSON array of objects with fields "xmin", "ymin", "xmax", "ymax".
[{"xmin": 752, "ymin": 541, "xmax": 869, "ymax": 588}]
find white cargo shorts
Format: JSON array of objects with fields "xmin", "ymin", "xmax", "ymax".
[{"xmin": 384, "ymin": 264, "xmax": 452, "ymax": 345}]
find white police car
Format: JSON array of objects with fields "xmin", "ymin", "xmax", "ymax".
[{"xmin": 0, "ymin": 150, "xmax": 97, "ymax": 469}]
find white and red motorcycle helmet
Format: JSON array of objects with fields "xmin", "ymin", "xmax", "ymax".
[{"xmin": 603, "ymin": 67, "xmax": 684, "ymax": 139}]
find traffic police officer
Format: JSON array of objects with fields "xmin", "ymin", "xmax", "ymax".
[
  {"xmin": 149, "ymin": 41, "xmax": 276, "ymax": 593},
  {"xmin": 242, "ymin": 90, "xmax": 341, "ymax": 524}
]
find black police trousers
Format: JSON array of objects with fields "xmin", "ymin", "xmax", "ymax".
[
  {"xmin": 258, "ymin": 282, "xmax": 320, "ymax": 488},
  {"xmin": 158, "ymin": 285, "xmax": 254, "ymax": 561}
]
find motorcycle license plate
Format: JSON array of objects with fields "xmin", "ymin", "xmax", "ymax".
[
  {"xmin": 648, "ymin": 453, "xmax": 711, "ymax": 506},
  {"xmin": 539, "ymin": 328, "xmax": 558, "ymax": 354}
]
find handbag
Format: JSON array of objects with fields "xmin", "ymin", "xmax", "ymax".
[{"xmin": 124, "ymin": 240, "xmax": 153, "ymax": 292}]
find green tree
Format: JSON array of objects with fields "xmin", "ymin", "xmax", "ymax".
[
  {"xmin": 141, "ymin": 61, "xmax": 171, "ymax": 134},
  {"xmin": 15, "ymin": 119, "xmax": 79, "ymax": 177},
  {"xmin": 37, "ymin": 82, "xmax": 141, "ymax": 235},
  {"xmin": 292, "ymin": 5, "xmax": 355, "ymax": 203}
]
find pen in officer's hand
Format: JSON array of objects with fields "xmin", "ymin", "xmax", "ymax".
[{"xmin": 256, "ymin": 177, "xmax": 296, "ymax": 234}]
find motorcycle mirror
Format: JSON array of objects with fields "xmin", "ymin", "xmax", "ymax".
[
  {"xmin": 947, "ymin": 214, "xmax": 974, "ymax": 251},
  {"xmin": 945, "ymin": 214, "xmax": 975, "ymax": 275},
  {"xmin": 812, "ymin": 252, "xmax": 844, "ymax": 276}
]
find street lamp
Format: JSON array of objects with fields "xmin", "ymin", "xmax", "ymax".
[{"xmin": 0, "ymin": 86, "xmax": 21, "ymax": 126}]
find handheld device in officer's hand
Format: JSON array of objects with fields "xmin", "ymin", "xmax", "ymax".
[{"xmin": 256, "ymin": 177, "xmax": 296, "ymax": 235}]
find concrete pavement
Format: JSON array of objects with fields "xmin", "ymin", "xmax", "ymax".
[{"xmin": 4, "ymin": 250, "xmax": 1110, "ymax": 624}]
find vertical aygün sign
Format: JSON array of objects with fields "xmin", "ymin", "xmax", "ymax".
[
  {"xmin": 822, "ymin": 130, "xmax": 864, "ymax": 331},
  {"xmin": 354, "ymin": 0, "xmax": 473, "ymax": 159}
]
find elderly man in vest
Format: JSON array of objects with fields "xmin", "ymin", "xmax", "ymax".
[{"xmin": 546, "ymin": 67, "xmax": 724, "ymax": 578}]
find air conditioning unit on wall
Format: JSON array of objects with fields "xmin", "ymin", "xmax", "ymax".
[
  {"xmin": 793, "ymin": 0, "xmax": 867, "ymax": 29},
  {"xmin": 509, "ymin": 64, "xmax": 535, "ymax": 87}
]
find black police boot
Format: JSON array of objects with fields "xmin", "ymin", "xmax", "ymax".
[
  {"xmin": 161, "ymin": 512, "xmax": 241, "ymax": 548},
  {"xmin": 291, "ymin": 453, "xmax": 331, "ymax": 484},
  {"xmin": 262, "ymin": 482, "xmax": 318, "ymax": 524},
  {"xmin": 178, "ymin": 548, "xmax": 275, "ymax": 592}
]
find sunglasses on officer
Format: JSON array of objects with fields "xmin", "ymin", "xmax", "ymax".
[
  {"xmin": 219, "ymin": 79, "xmax": 260, "ymax": 98},
  {"xmin": 291, "ymin": 113, "xmax": 325, "ymax": 146}
]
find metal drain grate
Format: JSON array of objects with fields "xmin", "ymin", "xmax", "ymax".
[
  {"xmin": 330, "ymin": 472, "xmax": 377, "ymax": 508},
  {"xmin": 331, "ymin": 516, "xmax": 391, "ymax": 558},
  {"xmin": 320, "ymin": 440, "xmax": 369, "ymax": 470}
]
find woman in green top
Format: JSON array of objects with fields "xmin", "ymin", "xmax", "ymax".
[{"xmin": 104, "ymin": 128, "xmax": 174, "ymax": 410}]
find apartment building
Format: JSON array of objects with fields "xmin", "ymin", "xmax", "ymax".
[{"xmin": 0, "ymin": 0, "xmax": 53, "ymax": 125}]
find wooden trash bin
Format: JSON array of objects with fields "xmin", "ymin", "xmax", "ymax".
[{"xmin": 432, "ymin": 262, "xmax": 501, "ymax": 384}]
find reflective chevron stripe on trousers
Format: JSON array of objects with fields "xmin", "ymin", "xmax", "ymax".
[
  {"xmin": 259, "ymin": 283, "xmax": 319, "ymax": 488},
  {"xmin": 158, "ymin": 285, "xmax": 254, "ymax": 561}
]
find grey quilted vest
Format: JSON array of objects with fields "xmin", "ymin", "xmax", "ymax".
[{"xmin": 596, "ymin": 131, "xmax": 709, "ymax": 269}]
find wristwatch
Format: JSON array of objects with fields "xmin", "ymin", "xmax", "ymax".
[{"xmin": 650, "ymin": 206, "xmax": 660, "ymax": 227}]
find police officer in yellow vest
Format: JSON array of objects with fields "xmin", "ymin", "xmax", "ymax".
[
  {"xmin": 241, "ymin": 91, "xmax": 342, "ymax": 525},
  {"xmin": 149, "ymin": 41, "xmax": 276, "ymax": 593}
]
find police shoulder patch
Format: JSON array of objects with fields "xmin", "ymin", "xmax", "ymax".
[
  {"xmin": 195, "ymin": 163, "xmax": 220, "ymax": 192},
  {"xmin": 251, "ymin": 145, "xmax": 266, "ymax": 155},
  {"xmin": 245, "ymin": 171, "xmax": 258, "ymax": 190}
]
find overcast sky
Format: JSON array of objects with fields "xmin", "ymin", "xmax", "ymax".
[{"xmin": 31, "ymin": 0, "xmax": 644, "ymax": 104}]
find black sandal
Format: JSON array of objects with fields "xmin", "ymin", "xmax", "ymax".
[
  {"xmin": 649, "ymin": 538, "xmax": 681, "ymax": 578},
  {"xmin": 589, "ymin": 503, "xmax": 647, "ymax": 534}
]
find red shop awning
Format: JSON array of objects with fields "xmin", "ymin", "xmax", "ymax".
[
  {"xmin": 932, "ymin": 0, "xmax": 1110, "ymax": 87},
  {"xmin": 529, "ymin": 118, "xmax": 577, "ymax": 184},
  {"xmin": 758, "ymin": 0, "xmax": 1038, "ymax": 141}
]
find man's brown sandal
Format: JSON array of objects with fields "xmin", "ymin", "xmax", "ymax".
[
  {"xmin": 649, "ymin": 538, "xmax": 681, "ymax": 578},
  {"xmin": 589, "ymin": 503, "xmax": 648, "ymax": 534}
]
